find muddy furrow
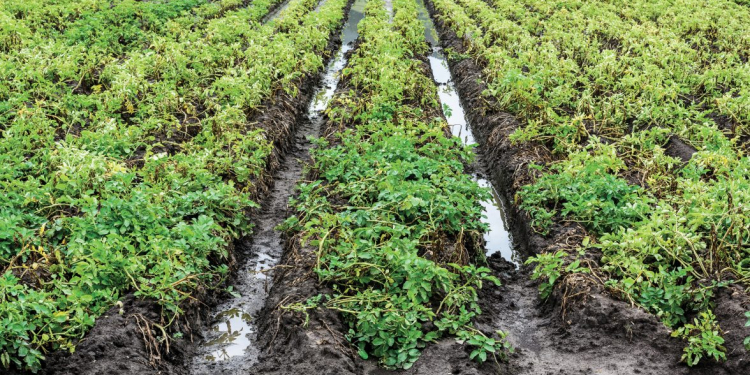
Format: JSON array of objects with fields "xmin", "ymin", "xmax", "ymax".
[
  {"xmin": 418, "ymin": 0, "xmax": 747, "ymax": 374},
  {"xmin": 241, "ymin": 5, "xmax": 369, "ymax": 375},
  {"xmin": 189, "ymin": 85, "xmax": 327, "ymax": 374},
  {"xmin": 18, "ymin": 2, "xmax": 355, "ymax": 375},
  {"xmin": 189, "ymin": 1, "xmax": 363, "ymax": 373},
  {"xmin": 183, "ymin": 1, "xmax": 364, "ymax": 374}
]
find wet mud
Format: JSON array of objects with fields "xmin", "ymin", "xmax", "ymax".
[
  {"xmin": 665, "ymin": 134, "xmax": 698, "ymax": 162},
  {"xmin": 189, "ymin": 100, "xmax": 332, "ymax": 374}
]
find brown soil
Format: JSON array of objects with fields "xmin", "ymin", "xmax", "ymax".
[
  {"xmin": 711, "ymin": 284, "xmax": 750, "ymax": 373},
  {"xmin": 664, "ymin": 135, "xmax": 697, "ymax": 162},
  {"xmin": 247, "ymin": 234, "xmax": 361, "ymax": 375}
]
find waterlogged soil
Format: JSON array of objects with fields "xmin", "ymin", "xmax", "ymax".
[{"xmin": 189, "ymin": 102, "xmax": 326, "ymax": 374}]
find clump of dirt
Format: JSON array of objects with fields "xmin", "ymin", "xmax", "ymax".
[
  {"xmin": 706, "ymin": 284, "xmax": 750, "ymax": 374},
  {"xmin": 36, "ymin": 295, "xmax": 187, "ymax": 375},
  {"xmin": 664, "ymin": 134, "xmax": 697, "ymax": 162},
  {"xmin": 249, "ymin": 235, "xmax": 360, "ymax": 375}
]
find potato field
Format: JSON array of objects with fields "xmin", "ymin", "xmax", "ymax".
[{"xmin": 0, "ymin": 0, "xmax": 748, "ymax": 374}]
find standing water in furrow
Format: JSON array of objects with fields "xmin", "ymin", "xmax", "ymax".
[
  {"xmin": 311, "ymin": 1, "xmax": 366, "ymax": 112},
  {"xmin": 414, "ymin": 0, "xmax": 516, "ymax": 264},
  {"xmin": 189, "ymin": 0, "xmax": 366, "ymax": 372},
  {"xmin": 262, "ymin": 0, "xmax": 294, "ymax": 22}
]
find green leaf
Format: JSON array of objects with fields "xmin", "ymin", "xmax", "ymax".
[
  {"xmin": 358, "ymin": 348, "xmax": 369, "ymax": 360},
  {"xmin": 478, "ymin": 351, "xmax": 487, "ymax": 362}
]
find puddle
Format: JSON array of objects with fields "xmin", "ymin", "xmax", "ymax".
[
  {"xmin": 202, "ymin": 308, "xmax": 255, "ymax": 361},
  {"xmin": 415, "ymin": 0, "xmax": 517, "ymax": 264},
  {"xmin": 263, "ymin": 0, "xmax": 294, "ymax": 23},
  {"xmin": 475, "ymin": 177, "xmax": 515, "ymax": 261},
  {"xmin": 252, "ymin": 252, "xmax": 274, "ymax": 279},
  {"xmin": 311, "ymin": 0, "xmax": 365, "ymax": 112},
  {"xmin": 190, "ymin": 0, "xmax": 367, "ymax": 373}
]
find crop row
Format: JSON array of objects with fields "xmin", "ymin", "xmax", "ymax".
[
  {"xmin": 278, "ymin": 0, "xmax": 511, "ymax": 370},
  {"xmin": 0, "ymin": 0, "xmax": 306, "ymax": 54},
  {"xmin": 0, "ymin": 0, "xmax": 254, "ymax": 54},
  {"xmin": 0, "ymin": 0, "xmax": 287, "ymax": 132},
  {"xmin": 440, "ymin": 0, "xmax": 749, "ymax": 153},
  {"xmin": 0, "ymin": 0, "xmax": 351, "ymax": 371},
  {"xmin": 431, "ymin": 0, "xmax": 750, "ymax": 365}
]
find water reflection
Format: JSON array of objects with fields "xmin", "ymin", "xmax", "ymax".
[
  {"xmin": 203, "ymin": 308, "xmax": 254, "ymax": 361},
  {"xmin": 416, "ymin": 0, "xmax": 517, "ymax": 265}
]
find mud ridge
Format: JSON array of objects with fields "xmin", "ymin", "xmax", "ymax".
[
  {"xmin": 419, "ymin": 0, "xmax": 747, "ymax": 374},
  {"xmin": 24, "ymin": 2, "xmax": 355, "ymax": 374}
]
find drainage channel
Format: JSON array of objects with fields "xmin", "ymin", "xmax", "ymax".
[
  {"xmin": 415, "ymin": 0, "xmax": 517, "ymax": 265},
  {"xmin": 189, "ymin": 0, "xmax": 366, "ymax": 373},
  {"xmin": 312, "ymin": 0, "xmax": 366, "ymax": 111},
  {"xmin": 262, "ymin": 0, "xmax": 294, "ymax": 23},
  {"xmin": 385, "ymin": 0, "xmax": 393, "ymax": 19}
]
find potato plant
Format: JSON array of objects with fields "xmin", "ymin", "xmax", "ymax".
[
  {"xmin": 0, "ymin": 0, "xmax": 351, "ymax": 371},
  {"xmin": 431, "ymin": 0, "xmax": 750, "ymax": 366},
  {"xmin": 280, "ymin": 0, "xmax": 511, "ymax": 369}
]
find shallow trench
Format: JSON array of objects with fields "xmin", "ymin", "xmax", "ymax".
[
  {"xmin": 189, "ymin": 0, "xmax": 366, "ymax": 373},
  {"xmin": 415, "ymin": 1, "xmax": 516, "ymax": 265}
]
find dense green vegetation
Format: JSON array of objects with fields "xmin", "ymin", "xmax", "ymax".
[
  {"xmin": 3, "ymin": 0, "xmax": 749, "ymax": 371},
  {"xmin": 280, "ymin": 0, "xmax": 510, "ymax": 369},
  {"xmin": 431, "ymin": 0, "xmax": 750, "ymax": 366},
  {"xmin": 0, "ymin": 0, "xmax": 352, "ymax": 370}
]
